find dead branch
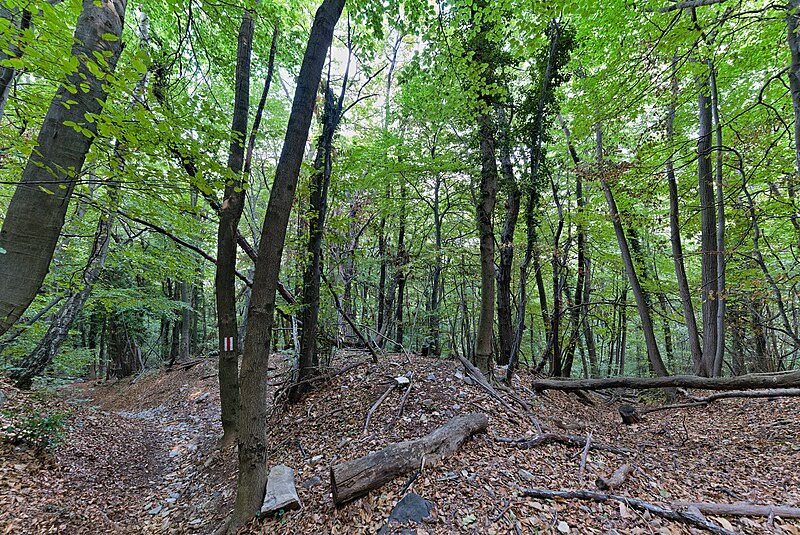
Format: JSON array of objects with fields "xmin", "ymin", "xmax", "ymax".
[
  {"xmin": 496, "ymin": 433, "xmax": 633, "ymax": 455},
  {"xmin": 363, "ymin": 385, "xmax": 395, "ymax": 435},
  {"xmin": 532, "ymin": 370, "xmax": 800, "ymax": 392},
  {"xmin": 395, "ymin": 372, "xmax": 414, "ymax": 419},
  {"xmin": 596, "ymin": 462, "xmax": 633, "ymax": 491},
  {"xmin": 618, "ymin": 388, "xmax": 800, "ymax": 424},
  {"xmin": 321, "ymin": 272, "xmax": 379, "ymax": 363},
  {"xmin": 577, "ymin": 432, "xmax": 592, "ymax": 485},
  {"xmin": 672, "ymin": 501, "xmax": 800, "ymax": 519},
  {"xmin": 519, "ymin": 488, "xmax": 737, "ymax": 535}
]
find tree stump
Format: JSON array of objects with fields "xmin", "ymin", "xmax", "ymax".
[{"xmin": 618, "ymin": 404, "xmax": 641, "ymax": 425}]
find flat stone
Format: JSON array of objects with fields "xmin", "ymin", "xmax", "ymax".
[
  {"xmin": 260, "ymin": 465, "xmax": 301, "ymax": 515},
  {"xmin": 518, "ymin": 469, "xmax": 536, "ymax": 482}
]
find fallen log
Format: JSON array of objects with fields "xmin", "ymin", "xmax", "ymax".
[
  {"xmin": 532, "ymin": 370, "xmax": 800, "ymax": 392},
  {"xmin": 330, "ymin": 412, "xmax": 488, "ymax": 505},
  {"xmin": 595, "ymin": 462, "xmax": 633, "ymax": 491},
  {"xmin": 672, "ymin": 501, "xmax": 800, "ymax": 519},
  {"xmin": 519, "ymin": 488, "xmax": 736, "ymax": 535}
]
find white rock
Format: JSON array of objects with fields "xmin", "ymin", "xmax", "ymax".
[{"xmin": 260, "ymin": 465, "xmax": 301, "ymax": 515}]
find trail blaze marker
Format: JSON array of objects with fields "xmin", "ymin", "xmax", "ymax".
[{"xmin": 223, "ymin": 337, "xmax": 234, "ymax": 352}]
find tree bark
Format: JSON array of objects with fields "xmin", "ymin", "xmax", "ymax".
[
  {"xmin": 531, "ymin": 369, "xmax": 800, "ymax": 391},
  {"xmin": 787, "ymin": 0, "xmax": 800, "ymax": 237},
  {"xmin": 229, "ymin": 0, "xmax": 345, "ymax": 528},
  {"xmin": 330, "ymin": 413, "xmax": 488, "ymax": 505},
  {"xmin": 0, "ymin": 0, "xmax": 127, "ymax": 337},
  {"xmin": 697, "ymin": 68, "xmax": 718, "ymax": 377},
  {"xmin": 215, "ymin": 8, "xmax": 255, "ymax": 444},
  {"xmin": 475, "ymin": 112, "xmax": 498, "ymax": 374},
  {"xmin": 709, "ymin": 63, "xmax": 726, "ymax": 377},
  {"xmin": 496, "ymin": 106, "xmax": 520, "ymax": 367}
]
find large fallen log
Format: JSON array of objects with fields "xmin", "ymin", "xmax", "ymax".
[
  {"xmin": 520, "ymin": 488, "xmax": 736, "ymax": 535},
  {"xmin": 532, "ymin": 370, "xmax": 800, "ymax": 392},
  {"xmin": 330, "ymin": 412, "xmax": 488, "ymax": 505},
  {"xmin": 672, "ymin": 501, "xmax": 800, "ymax": 519}
]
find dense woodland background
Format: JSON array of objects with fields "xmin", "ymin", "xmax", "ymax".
[{"xmin": 2, "ymin": 0, "xmax": 800, "ymax": 530}]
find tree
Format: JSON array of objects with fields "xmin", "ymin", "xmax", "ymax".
[
  {"xmin": 228, "ymin": 0, "xmax": 345, "ymax": 528},
  {"xmin": 0, "ymin": 0, "xmax": 127, "ymax": 337}
]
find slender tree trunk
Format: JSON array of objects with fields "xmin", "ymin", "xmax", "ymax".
[
  {"xmin": 709, "ymin": 63, "xmax": 726, "ymax": 377},
  {"xmin": 230, "ymin": 0, "xmax": 345, "ymax": 528},
  {"xmin": 496, "ymin": 107, "xmax": 520, "ymax": 367},
  {"xmin": 215, "ymin": 8, "xmax": 255, "ymax": 444},
  {"xmin": 787, "ymin": 0, "xmax": 800, "ymax": 237},
  {"xmin": 293, "ymin": 77, "xmax": 342, "ymax": 400},
  {"xmin": 583, "ymin": 258, "xmax": 599, "ymax": 377},
  {"xmin": 697, "ymin": 69, "xmax": 718, "ymax": 377},
  {"xmin": 474, "ymin": 112, "xmax": 498, "ymax": 374},
  {"xmin": 508, "ymin": 22, "xmax": 561, "ymax": 378},
  {"xmin": 665, "ymin": 57, "xmax": 703, "ymax": 373},
  {"xmin": 0, "ymin": 0, "xmax": 127, "ymax": 336},
  {"xmin": 595, "ymin": 121, "xmax": 669, "ymax": 380},
  {"xmin": 394, "ymin": 183, "xmax": 407, "ymax": 351}
]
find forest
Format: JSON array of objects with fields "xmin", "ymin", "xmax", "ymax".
[{"xmin": 1, "ymin": 0, "xmax": 800, "ymax": 532}]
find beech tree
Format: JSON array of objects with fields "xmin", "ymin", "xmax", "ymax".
[{"xmin": 0, "ymin": 0, "xmax": 127, "ymax": 336}]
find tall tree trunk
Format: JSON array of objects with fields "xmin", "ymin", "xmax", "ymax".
[
  {"xmin": 509, "ymin": 21, "xmax": 561, "ymax": 378},
  {"xmin": 230, "ymin": 0, "xmax": 345, "ymax": 528},
  {"xmin": 215, "ymin": 8, "xmax": 255, "ymax": 444},
  {"xmin": 496, "ymin": 107, "xmax": 520, "ymax": 367},
  {"xmin": 787, "ymin": 0, "xmax": 800, "ymax": 237},
  {"xmin": 665, "ymin": 57, "xmax": 703, "ymax": 373},
  {"xmin": 474, "ymin": 112, "xmax": 498, "ymax": 374},
  {"xmin": 294, "ymin": 49, "xmax": 348, "ymax": 399},
  {"xmin": 697, "ymin": 69, "xmax": 718, "ymax": 377},
  {"xmin": 392, "ymin": 182, "xmax": 407, "ymax": 351},
  {"xmin": 595, "ymin": 122, "xmax": 670, "ymax": 380},
  {"xmin": 0, "ymin": 0, "xmax": 127, "ymax": 337},
  {"xmin": 709, "ymin": 63, "xmax": 726, "ymax": 377}
]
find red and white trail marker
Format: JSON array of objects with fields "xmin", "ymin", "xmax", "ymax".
[{"xmin": 223, "ymin": 337, "xmax": 234, "ymax": 352}]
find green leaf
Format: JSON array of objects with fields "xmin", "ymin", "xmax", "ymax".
[{"xmin": 101, "ymin": 33, "xmax": 118, "ymax": 41}]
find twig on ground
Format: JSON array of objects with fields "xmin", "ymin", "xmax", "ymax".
[
  {"xmin": 519, "ymin": 488, "xmax": 737, "ymax": 535},
  {"xmin": 577, "ymin": 431, "xmax": 592, "ymax": 484}
]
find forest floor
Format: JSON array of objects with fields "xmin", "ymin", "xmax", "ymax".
[{"xmin": 1, "ymin": 351, "xmax": 799, "ymax": 534}]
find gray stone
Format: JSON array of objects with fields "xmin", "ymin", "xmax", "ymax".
[
  {"xmin": 518, "ymin": 469, "xmax": 536, "ymax": 482},
  {"xmin": 378, "ymin": 493, "xmax": 433, "ymax": 534},
  {"xmin": 302, "ymin": 475, "xmax": 322, "ymax": 489},
  {"xmin": 260, "ymin": 465, "xmax": 301, "ymax": 515},
  {"xmin": 0, "ymin": 389, "xmax": 6, "ymax": 407}
]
